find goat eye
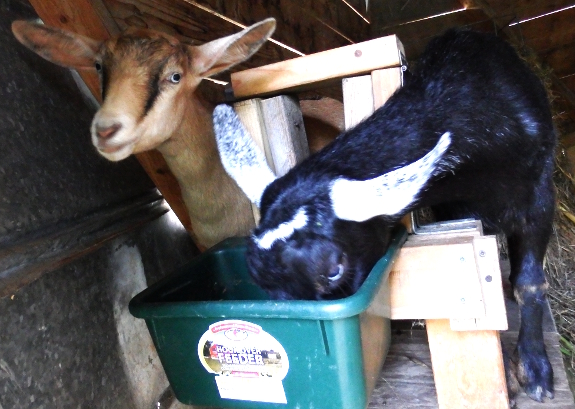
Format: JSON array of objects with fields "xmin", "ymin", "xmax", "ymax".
[
  {"xmin": 169, "ymin": 73, "xmax": 181, "ymax": 84},
  {"xmin": 328, "ymin": 263, "xmax": 345, "ymax": 282},
  {"xmin": 95, "ymin": 62, "xmax": 102, "ymax": 72}
]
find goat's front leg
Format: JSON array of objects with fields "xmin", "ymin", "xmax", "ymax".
[{"xmin": 508, "ymin": 231, "xmax": 554, "ymax": 402}]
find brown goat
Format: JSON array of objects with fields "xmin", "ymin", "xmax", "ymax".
[{"xmin": 11, "ymin": 18, "xmax": 276, "ymax": 248}]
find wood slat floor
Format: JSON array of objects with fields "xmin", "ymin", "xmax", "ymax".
[
  {"xmin": 370, "ymin": 329, "xmax": 574, "ymax": 408},
  {"xmin": 369, "ymin": 259, "xmax": 575, "ymax": 409}
]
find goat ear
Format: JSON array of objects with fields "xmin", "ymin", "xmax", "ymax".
[
  {"xmin": 190, "ymin": 18, "xmax": 276, "ymax": 78},
  {"xmin": 11, "ymin": 20, "xmax": 101, "ymax": 69},
  {"xmin": 330, "ymin": 132, "xmax": 452, "ymax": 222},
  {"xmin": 213, "ymin": 104, "xmax": 277, "ymax": 206}
]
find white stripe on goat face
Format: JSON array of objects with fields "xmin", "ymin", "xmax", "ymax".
[{"xmin": 254, "ymin": 208, "xmax": 308, "ymax": 249}]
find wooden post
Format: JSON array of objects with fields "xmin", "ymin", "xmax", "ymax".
[
  {"xmin": 260, "ymin": 95, "xmax": 310, "ymax": 177},
  {"xmin": 388, "ymin": 231, "xmax": 509, "ymax": 409},
  {"xmin": 371, "ymin": 67, "xmax": 403, "ymax": 109},
  {"xmin": 234, "ymin": 95, "xmax": 310, "ymax": 224},
  {"xmin": 342, "ymin": 75, "xmax": 375, "ymax": 129},
  {"xmin": 426, "ymin": 319, "xmax": 509, "ymax": 409},
  {"xmin": 341, "ymin": 67, "xmax": 410, "ymax": 232}
]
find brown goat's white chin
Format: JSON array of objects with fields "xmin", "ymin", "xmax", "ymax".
[{"xmin": 97, "ymin": 142, "xmax": 136, "ymax": 161}]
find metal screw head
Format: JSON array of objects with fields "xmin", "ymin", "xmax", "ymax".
[
  {"xmin": 460, "ymin": 298, "xmax": 466, "ymax": 303},
  {"xmin": 485, "ymin": 275, "xmax": 493, "ymax": 283},
  {"xmin": 460, "ymin": 257, "xmax": 465, "ymax": 262},
  {"xmin": 354, "ymin": 50, "xmax": 362, "ymax": 57},
  {"xmin": 479, "ymin": 250, "xmax": 486, "ymax": 257}
]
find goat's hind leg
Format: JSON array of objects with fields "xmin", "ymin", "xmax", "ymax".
[{"xmin": 507, "ymin": 176, "xmax": 555, "ymax": 402}]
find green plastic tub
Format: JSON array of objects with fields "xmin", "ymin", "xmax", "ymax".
[{"xmin": 129, "ymin": 227, "xmax": 407, "ymax": 409}]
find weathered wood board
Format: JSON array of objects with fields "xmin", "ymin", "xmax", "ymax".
[
  {"xmin": 231, "ymin": 35, "xmax": 404, "ymax": 98},
  {"xmin": 369, "ymin": 328, "xmax": 575, "ymax": 408},
  {"xmin": 368, "ymin": 257, "xmax": 575, "ymax": 409}
]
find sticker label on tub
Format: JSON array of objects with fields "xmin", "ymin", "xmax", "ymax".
[{"xmin": 197, "ymin": 320, "xmax": 289, "ymax": 404}]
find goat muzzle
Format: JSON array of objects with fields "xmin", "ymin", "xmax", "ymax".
[{"xmin": 96, "ymin": 123, "xmax": 122, "ymax": 140}]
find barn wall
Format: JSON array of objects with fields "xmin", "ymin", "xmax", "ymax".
[{"xmin": 0, "ymin": 0, "xmax": 199, "ymax": 407}]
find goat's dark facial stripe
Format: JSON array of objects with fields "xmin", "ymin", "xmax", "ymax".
[
  {"xmin": 143, "ymin": 58, "xmax": 169, "ymax": 117},
  {"xmin": 101, "ymin": 64, "xmax": 109, "ymax": 101}
]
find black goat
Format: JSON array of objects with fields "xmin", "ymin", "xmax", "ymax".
[{"xmin": 214, "ymin": 29, "xmax": 556, "ymax": 402}]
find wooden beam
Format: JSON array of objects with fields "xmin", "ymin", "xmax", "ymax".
[
  {"xmin": 426, "ymin": 319, "xmax": 509, "ymax": 409},
  {"xmin": 450, "ymin": 236, "xmax": 508, "ymax": 331},
  {"xmin": 371, "ymin": 67, "xmax": 403, "ymax": 109},
  {"xmin": 0, "ymin": 190, "xmax": 167, "ymax": 298},
  {"xmin": 231, "ymin": 35, "xmax": 404, "ymax": 98},
  {"xmin": 233, "ymin": 96, "xmax": 310, "ymax": 225},
  {"xmin": 390, "ymin": 237, "xmax": 486, "ymax": 321},
  {"xmin": 342, "ymin": 75, "xmax": 375, "ymax": 128},
  {"xmin": 260, "ymin": 95, "xmax": 310, "ymax": 177}
]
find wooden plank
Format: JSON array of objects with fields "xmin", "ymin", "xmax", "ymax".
[
  {"xmin": 134, "ymin": 151, "xmax": 193, "ymax": 232},
  {"xmin": 341, "ymin": 67, "xmax": 411, "ymax": 231},
  {"xmin": 233, "ymin": 98, "xmax": 271, "ymax": 224},
  {"xmin": 369, "ymin": 328, "xmax": 438, "ymax": 408},
  {"xmin": 389, "ymin": 237, "xmax": 485, "ymax": 320},
  {"xmin": 370, "ymin": 328, "xmax": 575, "ymax": 408},
  {"xmin": 342, "ymin": 75, "xmax": 375, "ymax": 129},
  {"xmin": 369, "ymin": 66, "xmax": 412, "ymax": 232},
  {"xmin": 260, "ymin": 95, "xmax": 310, "ymax": 177},
  {"xmin": 234, "ymin": 99, "xmax": 275, "ymax": 172},
  {"xmin": 450, "ymin": 236, "xmax": 508, "ymax": 331},
  {"xmin": 0, "ymin": 191, "xmax": 167, "ymax": 297},
  {"xmin": 231, "ymin": 34, "xmax": 404, "ymax": 98},
  {"xmin": 426, "ymin": 319, "xmax": 508, "ymax": 409},
  {"xmin": 371, "ymin": 67, "xmax": 403, "ymax": 109},
  {"xmin": 234, "ymin": 96, "xmax": 310, "ymax": 222}
]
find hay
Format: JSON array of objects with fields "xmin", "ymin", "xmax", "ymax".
[
  {"xmin": 546, "ymin": 152, "xmax": 575, "ymax": 391},
  {"xmin": 514, "ymin": 42, "xmax": 575, "ymax": 391}
]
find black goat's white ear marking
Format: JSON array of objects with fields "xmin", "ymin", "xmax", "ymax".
[
  {"xmin": 330, "ymin": 132, "xmax": 451, "ymax": 222},
  {"xmin": 213, "ymin": 104, "xmax": 276, "ymax": 206},
  {"xmin": 254, "ymin": 207, "xmax": 308, "ymax": 249}
]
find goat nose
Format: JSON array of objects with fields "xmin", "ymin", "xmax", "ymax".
[{"xmin": 96, "ymin": 123, "xmax": 122, "ymax": 139}]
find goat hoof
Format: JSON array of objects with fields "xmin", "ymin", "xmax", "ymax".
[
  {"xmin": 524, "ymin": 385, "xmax": 555, "ymax": 402},
  {"xmin": 515, "ymin": 349, "xmax": 554, "ymax": 402}
]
